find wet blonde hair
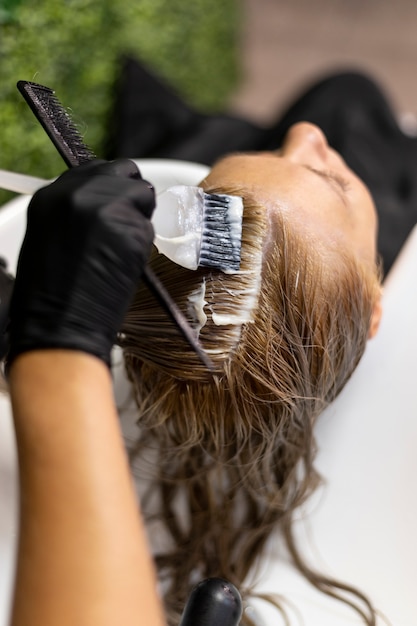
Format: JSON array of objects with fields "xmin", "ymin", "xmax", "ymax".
[{"xmin": 120, "ymin": 186, "xmax": 382, "ymax": 626}]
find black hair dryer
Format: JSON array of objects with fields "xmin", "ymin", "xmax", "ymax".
[{"xmin": 179, "ymin": 578, "xmax": 243, "ymax": 626}]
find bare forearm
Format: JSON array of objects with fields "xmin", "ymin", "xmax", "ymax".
[{"xmin": 9, "ymin": 350, "xmax": 165, "ymax": 626}]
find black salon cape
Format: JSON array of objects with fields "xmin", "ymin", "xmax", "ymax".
[{"xmin": 106, "ymin": 57, "xmax": 417, "ymax": 276}]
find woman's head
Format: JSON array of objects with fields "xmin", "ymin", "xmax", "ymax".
[
  {"xmin": 119, "ymin": 122, "xmax": 382, "ymax": 625},
  {"xmin": 122, "ymin": 122, "xmax": 382, "ymax": 383},
  {"xmin": 204, "ymin": 121, "xmax": 379, "ymax": 265},
  {"xmin": 203, "ymin": 121, "xmax": 381, "ymax": 295}
]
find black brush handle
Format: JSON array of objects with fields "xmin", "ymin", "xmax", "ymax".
[
  {"xmin": 141, "ymin": 266, "xmax": 213, "ymax": 371},
  {"xmin": 179, "ymin": 578, "xmax": 243, "ymax": 626}
]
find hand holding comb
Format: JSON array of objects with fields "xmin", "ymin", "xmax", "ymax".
[{"xmin": 16, "ymin": 80, "xmax": 213, "ymax": 371}]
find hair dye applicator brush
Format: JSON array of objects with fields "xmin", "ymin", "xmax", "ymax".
[
  {"xmin": 0, "ymin": 170, "xmax": 243, "ymax": 273},
  {"xmin": 152, "ymin": 185, "xmax": 243, "ymax": 272}
]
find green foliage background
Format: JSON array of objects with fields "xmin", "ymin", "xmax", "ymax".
[{"xmin": 0, "ymin": 0, "xmax": 240, "ymax": 203}]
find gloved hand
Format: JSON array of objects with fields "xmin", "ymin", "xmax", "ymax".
[{"xmin": 7, "ymin": 159, "xmax": 155, "ymax": 369}]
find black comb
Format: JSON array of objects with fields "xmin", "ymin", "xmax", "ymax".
[
  {"xmin": 17, "ymin": 80, "xmax": 214, "ymax": 372},
  {"xmin": 17, "ymin": 81, "xmax": 96, "ymax": 167}
]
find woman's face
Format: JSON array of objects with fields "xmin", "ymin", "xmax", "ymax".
[{"xmin": 201, "ymin": 122, "xmax": 378, "ymax": 268}]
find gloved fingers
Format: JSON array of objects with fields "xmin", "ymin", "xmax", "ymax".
[
  {"xmin": 91, "ymin": 160, "xmax": 156, "ymax": 218},
  {"xmin": 90, "ymin": 158, "xmax": 143, "ymax": 180},
  {"xmin": 51, "ymin": 158, "xmax": 144, "ymax": 184},
  {"xmin": 30, "ymin": 161, "xmax": 156, "ymax": 221},
  {"xmin": 116, "ymin": 176, "xmax": 155, "ymax": 219},
  {"xmin": 74, "ymin": 175, "xmax": 155, "ymax": 220}
]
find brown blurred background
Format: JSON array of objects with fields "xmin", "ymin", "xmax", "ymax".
[{"xmin": 230, "ymin": 0, "xmax": 417, "ymax": 128}]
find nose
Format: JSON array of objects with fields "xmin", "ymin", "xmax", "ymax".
[{"xmin": 280, "ymin": 122, "xmax": 330, "ymax": 164}]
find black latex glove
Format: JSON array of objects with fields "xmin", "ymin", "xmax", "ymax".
[
  {"xmin": 7, "ymin": 159, "xmax": 155, "ymax": 368},
  {"xmin": 0, "ymin": 258, "xmax": 14, "ymax": 360}
]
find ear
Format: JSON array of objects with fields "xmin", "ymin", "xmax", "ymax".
[{"xmin": 368, "ymin": 294, "xmax": 383, "ymax": 339}]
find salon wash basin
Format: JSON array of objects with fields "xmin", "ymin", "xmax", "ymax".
[{"xmin": 0, "ymin": 160, "xmax": 416, "ymax": 626}]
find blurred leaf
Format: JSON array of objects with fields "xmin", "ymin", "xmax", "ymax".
[
  {"xmin": 0, "ymin": 0, "xmax": 240, "ymax": 205},
  {"xmin": 0, "ymin": 0, "xmax": 23, "ymax": 23}
]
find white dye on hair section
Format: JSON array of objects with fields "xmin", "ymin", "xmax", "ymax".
[
  {"xmin": 120, "ymin": 188, "xmax": 268, "ymax": 378},
  {"xmin": 187, "ymin": 279, "xmax": 208, "ymax": 336},
  {"xmin": 210, "ymin": 269, "xmax": 262, "ymax": 327}
]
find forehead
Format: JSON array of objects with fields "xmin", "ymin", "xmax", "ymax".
[
  {"xmin": 207, "ymin": 152, "xmax": 288, "ymax": 186},
  {"xmin": 205, "ymin": 152, "xmax": 347, "ymax": 215},
  {"xmin": 204, "ymin": 152, "xmax": 378, "ymax": 268}
]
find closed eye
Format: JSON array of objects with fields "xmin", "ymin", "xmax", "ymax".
[
  {"xmin": 302, "ymin": 165, "xmax": 352, "ymax": 198},
  {"xmin": 326, "ymin": 172, "xmax": 352, "ymax": 193}
]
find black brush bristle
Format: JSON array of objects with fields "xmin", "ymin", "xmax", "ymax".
[
  {"xmin": 17, "ymin": 80, "xmax": 95, "ymax": 167},
  {"xmin": 199, "ymin": 192, "xmax": 242, "ymax": 271}
]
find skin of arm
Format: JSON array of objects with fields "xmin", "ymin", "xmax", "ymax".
[{"xmin": 8, "ymin": 349, "xmax": 166, "ymax": 626}]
